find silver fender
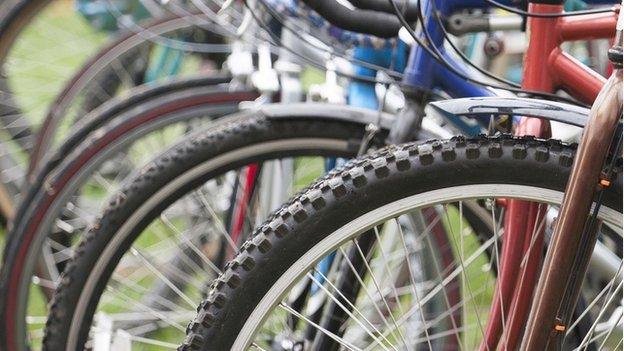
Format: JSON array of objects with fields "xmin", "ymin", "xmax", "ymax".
[
  {"xmin": 429, "ymin": 97, "xmax": 589, "ymax": 127},
  {"xmin": 257, "ymin": 103, "xmax": 396, "ymax": 129},
  {"xmin": 257, "ymin": 98, "xmax": 590, "ymax": 141},
  {"xmin": 257, "ymin": 103, "xmax": 454, "ymax": 139}
]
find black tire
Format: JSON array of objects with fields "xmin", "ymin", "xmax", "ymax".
[
  {"xmin": 177, "ymin": 135, "xmax": 622, "ymax": 350},
  {"xmin": 42, "ymin": 114, "xmax": 390, "ymax": 350}
]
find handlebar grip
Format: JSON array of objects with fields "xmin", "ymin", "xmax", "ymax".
[
  {"xmin": 302, "ymin": 0, "xmax": 402, "ymax": 37},
  {"xmin": 347, "ymin": 0, "xmax": 418, "ymax": 21}
]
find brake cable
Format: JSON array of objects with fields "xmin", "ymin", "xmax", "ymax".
[{"xmin": 389, "ymin": 0, "xmax": 591, "ymax": 107}]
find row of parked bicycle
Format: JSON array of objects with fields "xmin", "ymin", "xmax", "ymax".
[{"xmin": 0, "ymin": 0, "xmax": 621, "ymax": 350}]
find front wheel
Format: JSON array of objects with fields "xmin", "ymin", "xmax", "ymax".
[{"xmin": 182, "ymin": 135, "xmax": 622, "ymax": 350}]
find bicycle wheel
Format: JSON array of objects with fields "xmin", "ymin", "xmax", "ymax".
[
  {"xmin": 178, "ymin": 135, "xmax": 622, "ymax": 350},
  {"xmin": 0, "ymin": 82, "xmax": 257, "ymax": 351},
  {"xmin": 16, "ymin": 74, "xmax": 233, "ymax": 227},
  {"xmin": 0, "ymin": 0, "xmax": 236, "ymax": 141}
]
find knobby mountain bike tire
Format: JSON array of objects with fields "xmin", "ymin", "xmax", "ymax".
[{"xmin": 178, "ymin": 135, "xmax": 622, "ymax": 350}]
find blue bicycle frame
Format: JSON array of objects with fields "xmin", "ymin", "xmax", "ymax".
[
  {"xmin": 348, "ymin": 0, "xmax": 500, "ymax": 135},
  {"xmin": 348, "ymin": 0, "xmax": 615, "ymax": 134}
]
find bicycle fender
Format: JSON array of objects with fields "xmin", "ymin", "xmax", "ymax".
[
  {"xmin": 257, "ymin": 103, "xmax": 460, "ymax": 140},
  {"xmin": 257, "ymin": 103, "xmax": 396, "ymax": 130},
  {"xmin": 429, "ymin": 97, "xmax": 590, "ymax": 128}
]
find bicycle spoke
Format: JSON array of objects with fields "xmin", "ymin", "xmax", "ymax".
[
  {"xmin": 596, "ymin": 310, "xmax": 622, "ymax": 350},
  {"xmin": 278, "ymin": 302, "xmax": 362, "ymax": 351},
  {"xmin": 568, "ymin": 263, "xmax": 623, "ymax": 333},
  {"xmin": 129, "ymin": 247, "xmax": 197, "ymax": 308},
  {"xmin": 160, "ymin": 214, "xmax": 223, "ymax": 275},
  {"xmin": 577, "ymin": 281, "xmax": 623, "ymax": 350},
  {"xmin": 393, "ymin": 217, "xmax": 433, "ymax": 349},
  {"xmin": 104, "ymin": 285, "xmax": 187, "ymax": 332},
  {"xmin": 443, "ymin": 204, "xmax": 489, "ymax": 346},
  {"xmin": 312, "ymin": 267, "xmax": 393, "ymax": 344},
  {"xmin": 193, "ymin": 188, "xmax": 238, "ymax": 250},
  {"xmin": 336, "ymin": 245, "xmax": 403, "ymax": 349},
  {"xmin": 306, "ymin": 272, "xmax": 393, "ymax": 350}
]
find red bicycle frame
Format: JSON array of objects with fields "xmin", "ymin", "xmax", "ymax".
[
  {"xmin": 481, "ymin": 2, "xmax": 619, "ymax": 350},
  {"xmin": 228, "ymin": 164, "xmax": 260, "ymax": 255}
]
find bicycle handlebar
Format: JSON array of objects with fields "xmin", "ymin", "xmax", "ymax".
[
  {"xmin": 301, "ymin": 0, "xmax": 403, "ymax": 37},
  {"xmin": 346, "ymin": 0, "xmax": 419, "ymax": 21}
]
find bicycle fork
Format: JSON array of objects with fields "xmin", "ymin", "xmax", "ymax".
[{"xmin": 521, "ymin": 38, "xmax": 623, "ymax": 350}]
